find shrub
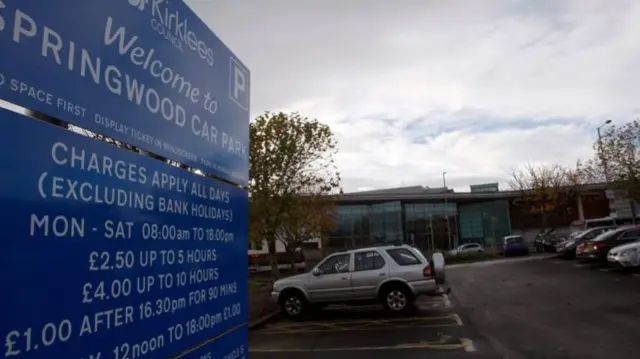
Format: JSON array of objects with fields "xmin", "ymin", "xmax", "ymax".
[{"xmin": 445, "ymin": 251, "xmax": 500, "ymax": 264}]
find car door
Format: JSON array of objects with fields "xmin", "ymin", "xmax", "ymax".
[
  {"xmin": 616, "ymin": 229, "xmax": 640, "ymax": 246},
  {"xmin": 458, "ymin": 244, "xmax": 471, "ymax": 254},
  {"xmin": 464, "ymin": 244, "xmax": 482, "ymax": 253},
  {"xmin": 452, "ymin": 244, "xmax": 468, "ymax": 255},
  {"xmin": 350, "ymin": 250, "xmax": 387, "ymax": 299},
  {"xmin": 306, "ymin": 253, "xmax": 352, "ymax": 302}
]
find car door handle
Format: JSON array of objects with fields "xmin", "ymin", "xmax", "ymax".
[
  {"xmin": 378, "ymin": 273, "xmax": 386, "ymax": 276},
  {"xmin": 340, "ymin": 277, "xmax": 348, "ymax": 280}
]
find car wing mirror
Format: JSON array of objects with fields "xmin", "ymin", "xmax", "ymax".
[
  {"xmin": 432, "ymin": 253, "xmax": 446, "ymax": 285},
  {"xmin": 312, "ymin": 268, "xmax": 323, "ymax": 276}
]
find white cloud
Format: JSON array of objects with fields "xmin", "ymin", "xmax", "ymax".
[{"xmin": 187, "ymin": 0, "xmax": 640, "ymax": 192}]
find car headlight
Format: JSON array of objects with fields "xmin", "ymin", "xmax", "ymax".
[{"xmin": 621, "ymin": 248, "xmax": 637, "ymax": 256}]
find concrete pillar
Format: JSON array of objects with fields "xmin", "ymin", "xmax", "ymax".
[{"xmin": 577, "ymin": 194, "xmax": 585, "ymax": 221}]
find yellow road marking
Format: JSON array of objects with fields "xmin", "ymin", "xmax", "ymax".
[
  {"xmin": 265, "ymin": 314, "xmax": 459, "ymax": 328},
  {"xmin": 249, "ymin": 338, "xmax": 476, "ymax": 352},
  {"xmin": 256, "ymin": 315, "xmax": 463, "ymax": 334},
  {"xmin": 259, "ymin": 314, "xmax": 462, "ymax": 332}
]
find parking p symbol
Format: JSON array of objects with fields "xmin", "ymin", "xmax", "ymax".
[{"xmin": 229, "ymin": 57, "xmax": 250, "ymax": 111}]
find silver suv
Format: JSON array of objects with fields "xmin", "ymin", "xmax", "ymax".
[{"xmin": 271, "ymin": 245, "xmax": 446, "ymax": 319}]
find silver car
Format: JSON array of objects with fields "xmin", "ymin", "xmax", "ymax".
[
  {"xmin": 271, "ymin": 244, "xmax": 445, "ymax": 319},
  {"xmin": 607, "ymin": 240, "xmax": 640, "ymax": 268}
]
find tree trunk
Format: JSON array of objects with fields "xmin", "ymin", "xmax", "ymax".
[
  {"xmin": 286, "ymin": 246, "xmax": 297, "ymax": 272},
  {"xmin": 267, "ymin": 238, "xmax": 279, "ymax": 280}
]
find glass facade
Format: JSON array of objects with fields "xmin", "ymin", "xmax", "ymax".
[
  {"xmin": 405, "ymin": 203, "xmax": 457, "ymax": 252},
  {"xmin": 329, "ymin": 199, "xmax": 511, "ymax": 251},
  {"xmin": 331, "ymin": 202, "xmax": 403, "ymax": 249},
  {"xmin": 458, "ymin": 200, "xmax": 511, "ymax": 246}
]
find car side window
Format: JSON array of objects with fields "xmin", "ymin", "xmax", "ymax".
[
  {"xmin": 318, "ymin": 254, "xmax": 351, "ymax": 274},
  {"xmin": 621, "ymin": 229, "xmax": 640, "ymax": 240},
  {"xmin": 354, "ymin": 251, "xmax": 385, "ymax": 271},
  {"xmin": 618, "ymin": 230, "xmax": 633, "ymax": 239},
  {"xmin": 386, "ymin": 248, "xmax": 422, "ymax": 266}
]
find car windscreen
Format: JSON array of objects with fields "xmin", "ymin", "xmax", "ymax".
[
  {"xmin": 505, "ymin": 237, "xmax": 523, "ymax": 244},
  {"xmin": 592, "ymin": 228, "xmax": 628, "ymax": 241},
  {"xmin": 576, "ymin": 229, "xmax": 599, "ymax": 239},
  {"xmin": 570, "ymin": 231, "xmax": 584, "ymax": 239}
]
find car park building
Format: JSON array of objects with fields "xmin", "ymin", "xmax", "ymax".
[{"xmin": 328, "ymin": 182, "xmax": 612, "ymax": 252}]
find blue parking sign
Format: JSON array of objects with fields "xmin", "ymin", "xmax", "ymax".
[
  {"xmin": 0, "ymin": 107, "xmax": 249, "ymax": 359},
  {"xmin": 0, "ymin": 0, "xmax": 250, "ymax": 185}
]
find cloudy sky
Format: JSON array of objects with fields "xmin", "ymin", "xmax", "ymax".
[{"xmin": 184, "ymin": 0, "xmax": 640, "ymax": 193}]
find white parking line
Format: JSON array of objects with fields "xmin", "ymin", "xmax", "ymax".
[
  {"xmin": 553, "ymin": 261, "xmax": 565, "ymax": 264},
  {"xmin": 599, "ymin": 268, "xmax": 611, "ymax": 272},
  {"xmin": 574, "ymin": 264, "xmax": 587, "ymax": 268},
  {"xmin": 442, "ymin": 293, "xmax": 452, "ymax": 308},
  {"xmin": 461, "ymin": 338, "xmax": 477, "ymax": 352}
]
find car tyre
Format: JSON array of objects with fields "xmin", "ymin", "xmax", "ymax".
[
  {"xmin": 279, "ymin": 290, "xmax": 308, "ymax": 320},
  {"xmin": 380, "ymin": 285, "xmax": 413, "ymax": 314}
]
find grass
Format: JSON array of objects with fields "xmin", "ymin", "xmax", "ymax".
[{"xmin": 444, "ymin": 251, "xmax": 503, "ymax": 265}]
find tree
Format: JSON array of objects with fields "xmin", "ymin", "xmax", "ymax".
[
  {"xmin": 275, "ymin": 184, "xmax": 337, "ymax": 269},
  {"xmin": 249, "ymin": 112, "xmax": 340, "ymax": 278},
  {"xmin": 508, "ymin": 162, "xmax": 581, "ymax": 230},
  {"xmin": 580, "ymin": 120, "xmax": 640, "ymax": 221}
]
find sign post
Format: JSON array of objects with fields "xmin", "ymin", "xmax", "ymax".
[{"xmin": 0, "ymin": 0, "xmax": 250, "ymax": 358}]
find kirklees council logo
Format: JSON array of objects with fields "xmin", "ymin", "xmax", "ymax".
[
  {"xmin": 128, "ymin": 0, "xmax": 147, "ymax": 10},
  {"xmin": 127, "ymin": 0, "xmax": 215, "ymax": 67}
]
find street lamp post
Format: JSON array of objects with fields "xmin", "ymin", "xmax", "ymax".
[
  {"xmin": 597, "ymin": 120, "xmax": 615, "ymax": 224},
  {"xmin": 597, "ymin": 119, "xmax": 612, "ymax": 182},
  {"xmin": 443, "ymin": 172, "xmax": 452, "ymax": 250}
]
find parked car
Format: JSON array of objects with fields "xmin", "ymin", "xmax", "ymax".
[
  {"xmin": 607, "ymin": 240, "xmax": 640, "ymax": 269},
  {"xmin": 500, "ymin": 235, "xmax": 529, "ymax": 256},
  {"xmin": 577, "ymin": 225, "xmax": 640, "ymax": 264},
  {"xmin": 271, "ymin": 244, "xmax": 445, "ymax": 319},
  {"xmin": 447, "ymin": 243, "xmax": 483, "ymax": 257},
  {"xmin": 562, "ymin": 230, "xmax": 585, "ymax": 242},
  {"xmin": 533, "ymin": 230, "xmax": 551, "ymax": 252},
  {"xmin": 556, "ymin": 226, "xmax": 616, "ymax": 259},
  {"xmin": 533, "ymin": 229, "xmax": 563, "ymax": 252}
]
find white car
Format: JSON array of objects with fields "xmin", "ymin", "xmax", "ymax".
[
  {"xmin": 448, "ymin": 243, "xmax": 484, "ymax": 257},
  {"xmin": 607, "ymin": 241, "xmax": 640, "ymax": 268},
  {"xmin": 271, "ymin": 245, "xmax": 446, "ymax": 319}
]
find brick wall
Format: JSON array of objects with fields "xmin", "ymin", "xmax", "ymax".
[{"xmin": 508, "ymin": 190, "xmax": 609, "ymax": 231}]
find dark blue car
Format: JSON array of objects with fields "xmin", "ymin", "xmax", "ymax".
[{"xmin": 500, "ymin": 235, "xmax": 530, "ymax": 256}]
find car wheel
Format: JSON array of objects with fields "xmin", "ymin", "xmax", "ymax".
[
  {"xmin": 381, "ymin": 285, "xmax": 412, "ymax": 313},
  {"xmin": 280, "ymin": 290, "xmax": 308, "ymax": 320}
]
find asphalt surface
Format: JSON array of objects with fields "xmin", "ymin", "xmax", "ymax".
[
  {"xmin": 249, "ymin": 255, "xmax": 640, "ymax": 358},
  {"xmin": 449, "ymin": 256, "xmax": 640, "ymax": 359}
]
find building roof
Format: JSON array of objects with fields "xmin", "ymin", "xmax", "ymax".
[
  {"xmin": 344, "ymin": 186, "xmax": 452, "ymax": 196},
  {"xmin": 337, "ymin": 182, "xmax": 608, "ymax": 203}
]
